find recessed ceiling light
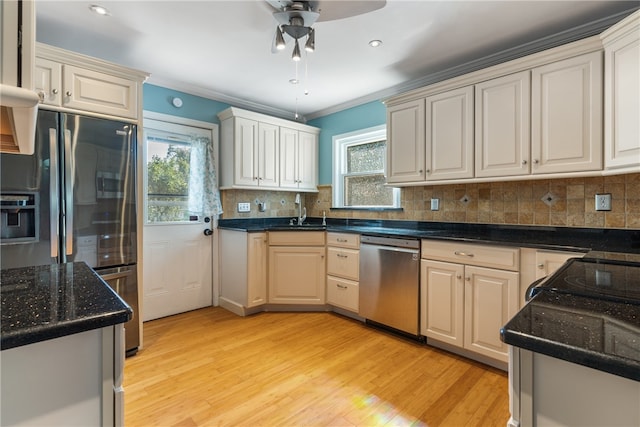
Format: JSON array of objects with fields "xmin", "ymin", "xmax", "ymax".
[
  {"xmin": 89, "ymin": 5, "xmax": 110, "ymax": 16},
  {"xmin": 368, "ymin": 40, "xmax": 382, "ymax": 48}
]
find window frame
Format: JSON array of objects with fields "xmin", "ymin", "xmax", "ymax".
[{"xmin": 332, "ymin": 124, "xmax": 400, "ymax": 209}]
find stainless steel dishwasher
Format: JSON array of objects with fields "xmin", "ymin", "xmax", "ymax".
[{"xmin": 359, "ymin": 235, "xmax": 420, "ymax": 336}]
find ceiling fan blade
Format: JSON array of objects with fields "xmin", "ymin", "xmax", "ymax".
[{"xmin": 314, "ymin": 0, "xmax": 386, "ymax": 22}]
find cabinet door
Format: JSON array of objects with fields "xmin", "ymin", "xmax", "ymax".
[
  {"xmin": 247, "ymin": 233, "xmax": 267, "ymax": 307},
  {"xmin": 296, "ymin": 131, "xmax": 317, "ymax": 190},
  {"xmin": 257, "ymin": 122, "xmax": 279, "ymax": 188},
  {"xmin": 534, "ymin": 250, "xmax": 580, "ymax": 280},
  {"xmin": 425, "ymin": 86, "xmax": 474, "ymax": 180},
  {"xmin": 279, "ymin": 127, "xmax": 299, "ymax": 189},
  {"xmin": 34, "ymin": 57, "xmax": 62, "ymax": 106},
  {"xmin": 386, "ymin": 99, "xmax": 425, "ymax": 183},
  {"xmin": 234, "ymin": 117, "xmax": 259, "ymax": 187},
  {"xmin": 268, "ymin": 246, "xmax": 326, "ymax": 304},
  {"xmin": 63, "ymin": 65, "xmax": 138, "ymax": 119},
  {"xmin": 603, "ymin": 23, "xmax": 640, "ymax": 171},
  {"xmin": 420, "ymin": 260, "xmax": 464, "ymax": 347},
  {"xmin": 464, "ymin": 266, "xmax": 519, "ymax": 362},
  {"xmin": 531, "ymin": 51, "xmax": 603, "ymax": 174},
  {"xmin": 475, "ymin": 71, "xmax": 531, "ymax": 177}
]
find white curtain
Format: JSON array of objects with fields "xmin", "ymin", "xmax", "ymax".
[{"xmin": 188, "ymin": 135, "xmax": 223, "ymax": 217}]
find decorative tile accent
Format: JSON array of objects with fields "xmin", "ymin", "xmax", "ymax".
[
  {"xmin": 541, "ymin": 192, "xmax": 558, "ymax": 207},
  {"xmin": 460, "ymin": 195, "xmax": 471, "ymax": 205}
]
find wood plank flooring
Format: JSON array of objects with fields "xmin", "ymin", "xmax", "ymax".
[{"xmin": 124, "ymin": 307, "xmax": 509, "ymax": 426}]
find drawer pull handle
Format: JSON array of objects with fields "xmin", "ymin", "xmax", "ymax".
[
  {"xmin": 454, "ymin": 251, "xmax": 474, "ymax": 257},
  {"xmin": 337, "ymin": 238, "xmax": 348, "ymax": 242},
  {"xmin": 337, "ymin": 284, "xmax": 348, "ymax": 289},
  {"xmin": 337, "ymin": 254, "xmax": 348, "ymax": 258}
]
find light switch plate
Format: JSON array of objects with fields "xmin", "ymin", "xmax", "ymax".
[
  {"xmin": 430, "ymin": 198, "xmax": 440, "ymax": 211},
  {"xmin": 237, "ymin": 202, "xmax": 251, "ymax": 212},
  {"xmin": 595, "ymin": 194, "xmax": 611, "ymax": 211}
]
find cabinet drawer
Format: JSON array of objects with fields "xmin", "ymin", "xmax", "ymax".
[
  {"xmin": 268, "ymin": 231, "xmax": 325, "ymax": 246},
  {"xmin": 327, "ymin": 247, "xmax": 359, "ymax": 281},
  {"xmin": 326, "ymin": 232, "xmax": 359, "ymax": 249},
  {"xmin": 421, "ymin": 240, "xmax": 519, "ymax": 271},
  {"xmin": 327, "ymin": 276, "xmax": 359, "ymax": 312}
]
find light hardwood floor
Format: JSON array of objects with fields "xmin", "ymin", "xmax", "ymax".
[{"xmin": 125, "ymin": 307, "xmax": 509, "ymax": 426}]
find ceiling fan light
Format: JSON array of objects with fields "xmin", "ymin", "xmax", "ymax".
[
  {"xmin": 292, "ymin": 40, "xmax": 302, "ymax": 62},
  {"xmin": 275, "ymin": 26, "xmax": 286, "ymax": 50},
  {"xmin": 305, "ymin": 28, "xmax": 315, "ymax": 52}
]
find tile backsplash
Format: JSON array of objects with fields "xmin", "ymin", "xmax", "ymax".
[{"xmin": 221, "ymin": 173, "xmax": 639, "ymax": 229}]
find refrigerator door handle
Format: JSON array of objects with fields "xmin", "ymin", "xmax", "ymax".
[
  {"xmin": 49, "ymin": 128, "xmax": 59, "ymax": 259},
  {"xmin": 64, "ymin": 129, "xmax": 74, "ymax": 256}
]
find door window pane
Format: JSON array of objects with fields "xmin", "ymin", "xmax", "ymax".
[{"xmin": 146, "ymin": 140, "xmax": 192, "ymax": 223}]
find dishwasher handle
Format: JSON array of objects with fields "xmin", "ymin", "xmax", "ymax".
[{"xmin": 361, "ymin": 243, "xmax": 420, "ymax": 256}]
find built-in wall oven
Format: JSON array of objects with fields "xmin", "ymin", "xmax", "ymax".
[{"xmin": 359, "ymin": 235, "xmax": 420, "ymax": 336}]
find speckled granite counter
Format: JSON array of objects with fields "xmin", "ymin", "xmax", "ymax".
[
  {"xmin": 1, "ymin": 262, "xmax": 132, "ymax": 350},
  {"xmin": 218, "ymin": 217, "xmax": 640, "ymax": 254}
]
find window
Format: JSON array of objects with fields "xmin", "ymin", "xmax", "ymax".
[
  {"xmin": 143, "ymin": 118, "xmax": 222, "ymax": 224},
  {"xmin": 333, "ymin": 125, "xmax": 400, "ymax": 209}
]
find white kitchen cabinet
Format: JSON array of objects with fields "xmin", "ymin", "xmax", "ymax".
[
  {"xmin": 326, "ymin": 232, "xmax": 360, "ymax": 312},
  {"xmin": 425, "ymin": 86, "xmax": 474, "ymax": 180},
  {"xmin": 34, "ymin": 44, "xmax": 146, "ymax": 119},
  {"xmin": 386, "ymin": 99, "xmax": 425, "ymax": 183},
  {"xmin": 531, "ymin": 51, "xmax": 603, "ymax": 174},
  {"xmin": 280, "ymin": 127, "xmax": 318, "ymax": 191},
  {"xmin": 519, "ymin": 248, "xmax": 584, "ymax": 308},
  {"xmin": 1, "ymin": 325, "xmax": 125, "ymax": 426},
  {"xmin": 268, "ymin": 231, "xmax": 326, "ymax": 305},
  {"xmin": 475, "ymin": 71, "xmax": 531, "ymax": 177},
  {"xmin": 218, "ymin": 107, "xmax": 319, "ymax": 192},
  {"xmin": 228, "ymin": 118, "xmax": 279, "ymax": 189},
  {"xmin": 421, "ymin": 240, "xmax": 519, "ymax": 366},
  {"xmin": 601, "ymin": 10, "xmax": 640, "ymax": 173},
  {"xmin": 219, "ymin": 230, "xmax": 267, "ymax": 315}
]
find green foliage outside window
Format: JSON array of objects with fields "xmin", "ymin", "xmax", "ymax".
[{"xmin": 147, "ymin": 144, "xmax": 191, "ymax": 223}]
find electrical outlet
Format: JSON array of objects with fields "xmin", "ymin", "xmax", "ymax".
[
  {"xmin": 430, "ymin": 198, "xmax": 440, "ymax": 211},
  {"xmin": 595, "ymin": 194, "xmax": 612, "ymax": 211},
  {"xmin": 237, "ymin": 202, "xmax": 251, "ymax": 213}
]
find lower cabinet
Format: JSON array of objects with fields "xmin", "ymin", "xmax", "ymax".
[
  {"xmin": 219, "ymin": 230, "xmax": 267, "ymax": 315},
  {"xmin": 326, "ymin": 232, "xmax": 360, "ymax": 313},
  {"xmin": 421, "ymin": 241, "xmax": 520, "ymax": 365},
  {"xmin": 268, "ymin": 232, "xmax": 326, "ymax": 305}
]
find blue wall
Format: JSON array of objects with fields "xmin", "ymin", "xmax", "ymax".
[
  {"xmin": 143, "ymin": 83, "xmax": 387, "ymax": 186},
  {"xmin": 143, "ymin": 84, "xmax": 230, "ymax": 123},
  {"xmin": 308, "ymin": 101, "xmax": 386, "ymax": 185}
]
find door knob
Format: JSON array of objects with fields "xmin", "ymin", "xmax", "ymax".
[{"xmin": 203, "ymin": 229, "xmax": 213, "ymax": 236}]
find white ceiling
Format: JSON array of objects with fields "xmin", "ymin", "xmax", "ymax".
[{"xmin": 35, "ymin": 0, "xmax": 638, "ymax": 121}]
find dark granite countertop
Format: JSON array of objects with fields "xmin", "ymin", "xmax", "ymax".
[
  {"xmin": 501, "ymin": 290, "xmax": 640, "ymax": 381},
  {"xmin": 218, "ymin": 217, "xmax": 640, "ymax": 254},
  {"xmin": 1, "ymin": 262, "xmax": 132, "ymax": 350}
]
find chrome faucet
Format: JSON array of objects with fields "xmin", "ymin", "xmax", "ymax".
[{"xmin": 295, "ymin": 193, "xmax": 306, "ymax": 225}]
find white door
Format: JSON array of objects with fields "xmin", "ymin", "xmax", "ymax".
[{"xmin": 142, "ymin": 115, "xmax": 219, "ymax": 321}]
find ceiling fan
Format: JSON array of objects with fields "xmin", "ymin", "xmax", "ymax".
[{"xmin": 266, "ymin": 0, "xmax": 386, "ymax": 59}]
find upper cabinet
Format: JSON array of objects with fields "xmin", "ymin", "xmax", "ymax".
[
  {"xmin": 426, "ymin": 86, "xmax": 474, "ymax": 180},
  {"xmin": 218, "ymin": 107, "xmax": 319, "ymax": 192},
  {"xmin": 34, "ymin": 43, "xmax": 148, "ymax": 120},
  {"xmin": 601, "ymin": 10, "xmax": 640, "ymax": 173},
  {"xmin": 531, "ymin": 51, "xmax": 603, "ymax": 174},
  {"xmin": 386, "ymin": 99, "xmax": 425, "ymax": 183},
  {"xmin": 386, "ymin": 13, "xmax": 640, "ymax": 185}
]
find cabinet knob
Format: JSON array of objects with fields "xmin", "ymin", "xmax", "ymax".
[
  {"xmin": 522, "ymin": 160, "xmax": 527, "ymax": 165},
  {"xmin": 456, "ymin": 274, "xmax": 462, "ymax": 280},
  {"xmin": 425, "ymin": 169, "xmax": 430, "ymax": 174},
  {"xmin": 537, "ymin": 263, "xmax": 545, "ymax": 269},
  {"xmin": 52, "ymin": 88, "xmax": 59, "ymax": 95},
  {"xmin": 65, "ymin": 90, "xmax": 72, "ymax": 97},
  {"xmin": 465, "ymin": 276, "xmax": 471, "ymax": 281},
  {"xmin": 533, "ymin": 159, "xmax": 539, "ymax": 164},
  {"xmin": 37, "ymin": 91, "xmax": 45, "ymax": 102}
]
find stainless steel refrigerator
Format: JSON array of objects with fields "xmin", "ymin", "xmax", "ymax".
[{"xmin": 1, "ymin": 109, "xmax": 140, "ymax": 355}]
